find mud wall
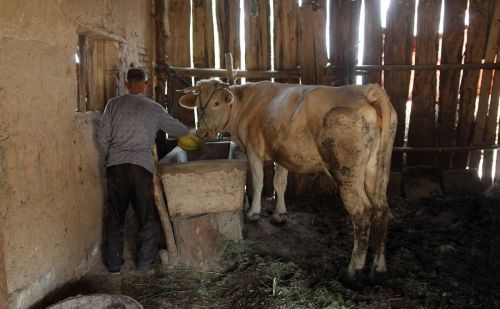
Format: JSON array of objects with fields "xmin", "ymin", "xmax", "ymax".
[{"xmin": 0, "ymin": 1, "xmax": 154, "ymax": 308}]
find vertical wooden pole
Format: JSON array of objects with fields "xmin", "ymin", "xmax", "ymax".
[
  {"xmin": 273, "ymin": 0, "xmax": 298, "ymax": 84},
  {"xmin": 298, "ymin": 0, "xmax": 327, "ymax": 85},
  {"xmin": 362, "ymin": 0, "xmax": 382, "ymax": 85},
  {"xmin": 244, "ymin": 0, "xmax": 271, "ymax": 82},
  {"xmin": 225, "ymin": 53, "xmax": 235, "ymax": 85},
  {"xmin": 193, "ymin": 0, "xmax": 215, "ymax": 70},
  {"xmin": 453, "ymin": 0, "xmax": 493, "ymax": 168},
  {"xmin": 166, "ymin": 0, "xmax": 194, "ymax": 126},
  {"xmin": 384, "ymin": 0, "xmax": 415, "ymax": 171},
  {"xmin": 152, "ymin": 146, "xmax": 178, "ymax": 265},
  {"xmin": 217, "ymin": 0, "xmax": 241, "ymax": 73},
  {"xmin": 407, "ymin": 0, "xmax": 441, "ymax": 166},
  {"xmin": 0, "ymin": 226, "xmax": 8, "ymax": 309},
  {"xmin": 154, "ymin": 0, "xmax": 168, "ymax": 108},
  {"xmin": 437, "ymin": 0, "xmax": 468, "ymax": 169},
  {"xmin": 329, "ymin": 0, "xmax": 361, "ymax": 85}
]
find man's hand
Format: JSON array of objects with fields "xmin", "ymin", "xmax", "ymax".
[{"xmin": 177, "ymin": 134, "xmax": 200, "ymax": 151}]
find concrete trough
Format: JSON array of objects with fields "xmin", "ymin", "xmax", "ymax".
[{"xmin": 158, "ymin": 141, "xmax": 248, "ymax": 218}]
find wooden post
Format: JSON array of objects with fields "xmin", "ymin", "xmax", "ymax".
[
  {"xmin": 244, "ymin": 0, "xmax": 271, "ymax": 82},
  {"xmin": 362, "ymin": 0, "xmax": 382, "ymax": 85},
  {"xmin": 0, "ymin": 226, "xmax": 8, "ymax": 309},
  {"xmin": 298, "ymin": 0, "xmax": 327, "ymax": 85},
  {"xmin": 152, "ymin": 146, "xmax": 178, "ymax": 265},
  {"xmin": 217, "ymin": 0, "xmax": 241, "ymax": 73},
  {"xmin": 273, "ymin": 0, "xmax": 298, "ymax": 84},
  {"xmin": 224, "ymin": 53, "xmax": 235, "ymax": 85},
  {"xmin": 154, "ymin": 0, "xmax": 168, "ymax": 108},
  {"xmin": 328, "ymin": 0, "xmax": 361, "ymax": 85},
  {"xmin": 166, "ymin": 0, "xmax": 194, "ymax": 126}
]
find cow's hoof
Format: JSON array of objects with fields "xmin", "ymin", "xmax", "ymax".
[
  {"xmin": 339, "ymin": 269, "xmax": 364, "ymax": 290},
  {"xmin": 246, "ymin": 213, "xmax": 260, "ymax": 222},
  {"xmin": 270, "ymin": 213, "xmax": 288, "ymax": 225}
]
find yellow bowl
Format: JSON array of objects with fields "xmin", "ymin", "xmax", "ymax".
[{"xmin": 178, "ymin": 134, "xmax": 200, "ymax": 151}]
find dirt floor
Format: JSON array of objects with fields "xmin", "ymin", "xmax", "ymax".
[{"xmin": 39, "ymin": 194, "xmax": 500, "ymax": 309}]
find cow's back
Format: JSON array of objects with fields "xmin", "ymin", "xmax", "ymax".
[{"xmin": 232, "ymin": 82, "xmax": 379, "ymax": 173}]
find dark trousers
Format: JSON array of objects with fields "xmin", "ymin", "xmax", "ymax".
[{"xmin": 103, "ymin": 163, "xmax": 158, "ymax": 271}]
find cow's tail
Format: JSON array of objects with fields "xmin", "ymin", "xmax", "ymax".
[{"xmin": 362, "ymin": 84, "xmax": 397, "ymax": 206}]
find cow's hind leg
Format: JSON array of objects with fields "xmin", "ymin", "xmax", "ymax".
[
  {"xmin": 337, "ymin": 181, "xmax": 373, "ymax": 283},
  {"xmin": 272, "ymin": 164, "xmax": 288, "ymax": 223},
  {"xmin": 364, "ymin": 168, "xmax": 390, "ymax": 280},
  {"xmin": 247, "ymin": 149, "xmax": 264, "ymax": 221}
]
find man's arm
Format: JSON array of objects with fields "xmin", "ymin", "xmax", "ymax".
[{"xmin": 158, "ymin": 111, "xmax": 190, "ymax": 137}]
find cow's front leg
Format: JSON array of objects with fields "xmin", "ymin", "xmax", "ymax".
[
  {"xmin": 272, "ymin": 164, "xmax": 288, "ymax": 223},
  {"xmin": 247, "ymin": 150, "xmax": 264, "ymax": 221}
]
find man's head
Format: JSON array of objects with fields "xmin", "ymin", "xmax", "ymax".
[{"xmin": 125, "ymin": 68, "xmax": 148, "ymax": 94}]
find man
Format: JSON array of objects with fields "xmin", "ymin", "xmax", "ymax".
[{"xmin": 98, "ymin": 68, "xmax": 189, "ymax": 273}]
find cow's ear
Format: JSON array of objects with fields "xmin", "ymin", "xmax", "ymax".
[
  {"xmin": 179, "ymin": 93, "xmax": 198, "ymax": 109},
  {"xmin": 223, "ymin": 89, "xmax": 234, "ymax": 104}
]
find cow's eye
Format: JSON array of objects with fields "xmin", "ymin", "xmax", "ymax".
[{"xmin": 214, "ymin": 101, "xmax": 219, "ymax": 107}]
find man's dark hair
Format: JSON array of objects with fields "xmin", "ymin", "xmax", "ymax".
[{"xmin": 127, "ymin": 68, "xmax": 148, "ymax": 82}]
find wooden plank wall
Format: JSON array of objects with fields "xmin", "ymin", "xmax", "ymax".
[
  {"xmin": 437, "ymin": 0, "xmax": 468, "ymax": 169},
  {"xmin": 407, "ymin": 0, "xmax": 441, "ymax": 166},
  {"xmin": 453, "ymin": 0, "xmax": 494, "ymax": 169},
  {"xmin": 165, "ymin": 0, "xmax": 500, "ymax": 187},
  {"xmin": 384, "ymin": 0, "xmax": 415, "ymax": 171}
]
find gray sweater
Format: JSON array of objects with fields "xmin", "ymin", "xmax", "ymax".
[{"xmin": 98, "ymin": 94, "xmax": 189, "ymax": 173}]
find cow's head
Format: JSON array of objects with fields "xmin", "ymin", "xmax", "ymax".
[{"xmin": 179, "ymin": 79, "xmax": 234, "ymax": 140}]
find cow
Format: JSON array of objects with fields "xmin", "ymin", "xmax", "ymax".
[{"xmin": 178, "ymin": 79, "xmax": 397, "ymax": 283}]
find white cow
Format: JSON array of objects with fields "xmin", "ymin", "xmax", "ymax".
[{"xmin": 179, "ymin": 80, "xmax": 397, "ymax": 282}]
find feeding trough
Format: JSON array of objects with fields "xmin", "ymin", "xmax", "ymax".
[
  {"xmin": 158, "ymin": 141, "xmax": 247, "ymax": 218},
  {"xmin": 158, "ymin": 141, "xmax": 248, "ymax": 270}
]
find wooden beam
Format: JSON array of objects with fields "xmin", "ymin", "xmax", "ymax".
[
  {"xmin": 327, "ymin": 63, "xmax": 500, "ymax": 72},
  {"xmin": 169, "ymin": 66, "xmax": 300, "ymax": 79}
]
